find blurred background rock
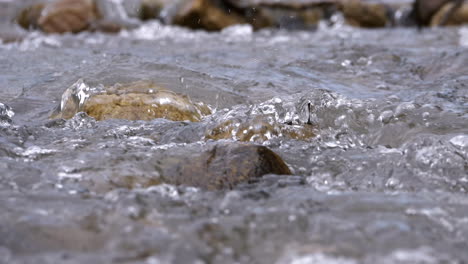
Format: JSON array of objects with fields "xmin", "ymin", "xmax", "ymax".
[{"xmin": 4, "ymin": 0, "xmax": 468, "ymax": 35}]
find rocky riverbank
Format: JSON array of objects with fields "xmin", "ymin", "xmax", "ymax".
[{"xmin": 5, "ymin": 0, "xmax": 468, "ymax": 37}]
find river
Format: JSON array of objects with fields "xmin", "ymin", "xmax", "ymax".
[{"xmin": 1, "ymin": 3, "xmax": 468, "ymax": 263}]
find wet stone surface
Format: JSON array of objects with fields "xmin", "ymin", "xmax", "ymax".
[
  {"xmin": 1, "ymin": 1, "xmax": 468, "ymax": 263},
  {"xmin": 51, "ymin": 79, "xmax": 212, "ymax": 122}
]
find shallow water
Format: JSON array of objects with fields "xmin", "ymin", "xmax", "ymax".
[{"xmin": 1, "ymin": 15, "xmax": 468, "ymax": 264}]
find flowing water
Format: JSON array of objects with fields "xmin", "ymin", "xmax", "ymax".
[{"xmin": 1, "ymin": 6, "xmax": 468, "ymax": 264}]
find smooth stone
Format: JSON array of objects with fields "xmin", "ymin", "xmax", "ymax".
[
  {"xmin": 52, "ymin": 80, "xmax": 211, "ymax": 122},
  {"xmin": 158, "ymin": 142, "xmax": 292, "ymax": 190},
  {"xmin": 84, "ymin": 92, "xmax": 208, "ymax": 122},
  {"xmin": 205, "ymin": 115, "xmax": 315, "ymax": 143}
]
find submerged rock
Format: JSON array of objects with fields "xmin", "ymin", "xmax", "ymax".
[
  {"xmin": 51, "ymin": 79, "xmax": 211, "ymax": 122},
  {"xmin": 205, "ymin": 115, "xmax": 315, "ymax": 142},
  {"xmin": 158, "ymin": 142, "xmax": 292, "ymax": 190},
  {"xmin": 58, "ymin": 141, "xmax": 291, "ymax": 191}
]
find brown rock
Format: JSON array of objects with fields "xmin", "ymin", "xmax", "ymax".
[
  {"xmin": 38, "ymin": 0, "xmax": 98, "ymax": 34},
  {"xmin": 409, "ymin": 0, "xmax": 462, "ymax": 26},
  {"xmin": 51, "ymin": 80, "xmax": 211, "ymax": 122},
  {"xmin": 340, "ymin": 0, "xmax": 389, "ymax": 28},
  {"xmin": 431, "ymin": 1, "xmax": 468, "ymax": 26},
  {"xmin": 85, "ymin": 81, "xmax": 211, "ymax": 122},
  {"xmin": 84, "ymin": 91, "xmax": 208, "ymax": 122},
  {"xmin": 205, "ymin": 115, "xmax": 315, "ymax": 143},
  {"xmin": 159, "ymin": 142, "xmax": 292, "ymax": 190},
  {"xmin": 172, "ymin": 0, "xmax": 247, "ymax": 31}
]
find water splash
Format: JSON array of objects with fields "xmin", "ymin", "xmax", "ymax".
[
  {"xmin": 0, "ymin": 31, "xmax": 61, "ymax": 51},
  {"xmin": 0, "ymin": 103, "xmax": 14, "ymax": 126},
  {"xmin": 120, "ymin": 21, "xmax": 207, "ymax": 40},
  {"xmin": 50, "ymin": 79, "xmax": 94, "ymax": 119},
  {"xmin": 459, "ymin": 26, "xmax": 468, "ymax": 47},
  {"xmin": 221, "ymin": 24, "xmax": 253, "ymax": 42}
]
